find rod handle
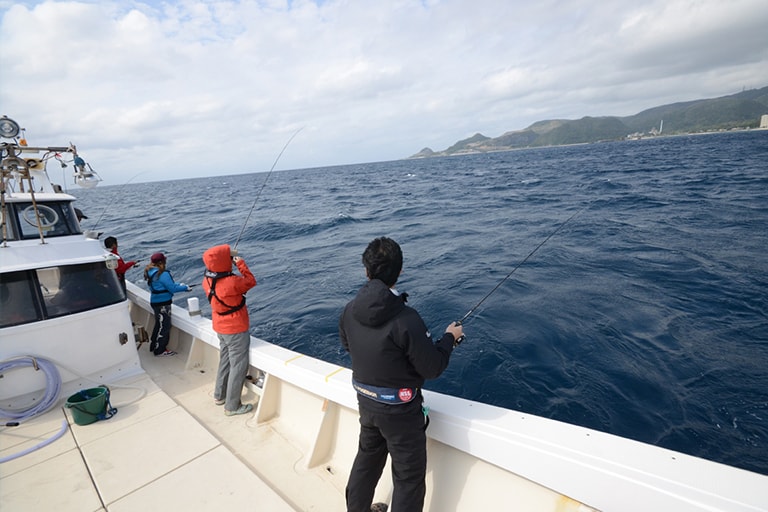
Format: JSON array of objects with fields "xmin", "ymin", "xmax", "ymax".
[{"xmin": 453, "ymin": 320, "xmax": 465, "ymax": 347}]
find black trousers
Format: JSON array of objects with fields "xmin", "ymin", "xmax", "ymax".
[
  {"xmin": 346, "ymin": 396, "xmax": 427, "ymax": 512},
  {"xmin": 150, "ymin": 302, "xmax": 172, "ymax": 354}
]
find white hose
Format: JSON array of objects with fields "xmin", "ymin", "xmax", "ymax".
[
  {"xmin": 1, "ymin": 354, "xmax": 147, "ymax": 415},
  {"xmin": 0, "ymin": 354, "xmax": 147, "ymax": 465},
  {"xmin": 0, "ymin": 357, "xmax": 65, "ymax": 464},
  {"xmin": 0, "ymin": 419, "xmax": 68, "ymax": 464},
  {"xmin": 0, "ymin": 356, "xmax": 62, "ymax": 421}
]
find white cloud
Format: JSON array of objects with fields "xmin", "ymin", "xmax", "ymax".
[{"xmin": 1, "ymin": 0, "xmax": 767, "ymax": 183}]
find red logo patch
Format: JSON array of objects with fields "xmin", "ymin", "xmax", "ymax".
[{"xmin": 398, "ymin": 388, "xmax": 413, "ymax": 402}]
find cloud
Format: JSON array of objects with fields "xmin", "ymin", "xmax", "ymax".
[
  {"xmin": 617, "ymin": 1, "xmax": 768, "ymax": 76},
  {"xmin": 1, "ymin": 0, "xmax": 767, "ymax": 183}
]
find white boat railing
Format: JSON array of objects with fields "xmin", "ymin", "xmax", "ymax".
[{"xmin": 126, "ymin": 281, "xmax": 768, "ymax": 512}]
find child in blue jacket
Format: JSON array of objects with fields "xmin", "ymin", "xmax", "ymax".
[{"xmin": 144, "ymin": 252, "xmax": 191, "ymax": 356}]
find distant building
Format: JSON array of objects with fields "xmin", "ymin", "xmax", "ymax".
[{"xmin": 761, "ymin": 114, "xmax": 768, "ymax": 129}]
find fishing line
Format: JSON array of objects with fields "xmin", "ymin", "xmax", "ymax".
[
  {"xmin": 90, "ymin": 170, "xmax": 150, "ymax": 230},
  {"xmin": 233, "ymin": 127, "xmax": 304, "ymax": 250},
  {"xmin": 455, "ymin": 203, "xmax": 589, "ymax": 340}
]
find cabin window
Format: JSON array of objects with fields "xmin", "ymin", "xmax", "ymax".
[
  {"xmin": 0, "ymin": 262, "xmax": 125, "ymax": 328},
  {"xmin": 11, "ymin": 202, "xmax": 80, "ymax": 240},
  {"xmin": 0, "ymin": 204, "xmax": 16, "ymax": 240},
  {"xmin": 0, "ymin": 271, "xmax": 43, "ymax": 327},
  {"xmin": 40, "ymin": 263, "xmax": 125, "ymax": 317}
]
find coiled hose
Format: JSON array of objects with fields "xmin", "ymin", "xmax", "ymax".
[
  {"xmin": 0, "ymin": 356, "xmax": 65, "ymax": 464},
  {"xmin": 0, "ymin": 356, "xmax": 62, "ymax": 421}
]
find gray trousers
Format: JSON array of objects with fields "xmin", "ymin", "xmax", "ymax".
[{"xmin": 214, "ymin": 331, "xmax": 251, "ymax": 411}]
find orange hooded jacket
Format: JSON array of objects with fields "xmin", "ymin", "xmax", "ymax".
[{"xmin": 202, "ymin": 244, "xmax": 257, "ymax": 334}]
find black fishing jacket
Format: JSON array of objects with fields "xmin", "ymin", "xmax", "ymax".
[{"xmin": 339, "ymin": 279, "xmax": 455, "ymax": 390}]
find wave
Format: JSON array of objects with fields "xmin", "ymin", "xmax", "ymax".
[{"xmin": 73, "ymin": 130, "xmax": 768, "ymax": 475}]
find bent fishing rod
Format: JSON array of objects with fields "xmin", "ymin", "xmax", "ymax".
[
  {"xmin": 90, "ymin": 170, "xmax": 150, "ymax": 231},
  {"xmin": 453, "ymin": 204, "xmax": 589, "ymax": 344},
  {"xmin": 233, "ymin": 127, "xmax": 304, "ymax": 250}
]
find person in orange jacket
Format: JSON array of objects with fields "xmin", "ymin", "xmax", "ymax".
[{"xmin": 202, "ymin": 244, "xmax": 257, "ymax": 416}]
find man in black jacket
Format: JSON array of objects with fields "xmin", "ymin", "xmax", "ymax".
[{"xmin": 339, "ymin": 237, "xmax": 463, "ymax": 512}]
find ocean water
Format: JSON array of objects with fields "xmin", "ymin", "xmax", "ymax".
[{"xmin": 75, "ymin": 130, "xmax": 768, "ymax": 475}]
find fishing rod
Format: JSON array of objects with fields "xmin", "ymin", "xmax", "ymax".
[
  {"xmin": 233, "ymin": 127, "xmax": 304, "ymax": 250},
  {"xmin": 90, "ymin": 170, "xmax": 150, "ymax": 230},
  {"xmin": 454, "ymin": 204, "xmax": 589, "ymax": 343}
]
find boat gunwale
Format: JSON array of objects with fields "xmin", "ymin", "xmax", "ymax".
[{"xmin": 125, "ymin": 281, "xmax": 768, "ymax": 512}]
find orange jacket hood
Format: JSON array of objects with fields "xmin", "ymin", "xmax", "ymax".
[
  {"xmin": 201, "ymin": 244, "xmax": 257, "ymax": 334},
  {"xmin": 203, "ymin": 244, "xmax": 233, "ymax": 273}
]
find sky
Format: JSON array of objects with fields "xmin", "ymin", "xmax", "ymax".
[{"xmin": 1, "ymin": 0, "xmax": 767, "ymax": 184}]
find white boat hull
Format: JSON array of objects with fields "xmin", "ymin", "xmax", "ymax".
[{"xmin": 125, "ymin": 281, "xmax": 768, "ymax": 511}]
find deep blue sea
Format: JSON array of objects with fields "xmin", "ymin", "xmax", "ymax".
[{"xmin": 75, "ymin": 131, "xmax": 768, "ymax": 475}]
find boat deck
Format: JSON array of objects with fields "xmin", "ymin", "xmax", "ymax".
[
  {"xmin": 4, "ymin": 294, "xmax": 767, "ymax": 512},
  {"xmin": 0, "ymin": 346, "xmax": 345, "ymax": 511}
]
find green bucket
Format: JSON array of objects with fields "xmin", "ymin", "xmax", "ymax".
[{"xmin": 65, "ymin": 386, "xmax": 117, "ymax": 425}]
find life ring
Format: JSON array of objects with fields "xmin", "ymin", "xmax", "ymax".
[{"xmin": 22, "ymin": 204, "xmax": 59, "ymax": 229}]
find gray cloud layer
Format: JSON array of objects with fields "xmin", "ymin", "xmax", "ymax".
[{"xmin": 2, "ymin": 0, "xmax": 767, "ymax": 182}]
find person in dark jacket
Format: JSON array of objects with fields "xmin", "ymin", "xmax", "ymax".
[
  {"xmin": 339, "ymin": 237, "xmax": 463, "ymax": 512},
  {"xmin": 144, "ymin": 252, "xmax": 191, "ymax": 356}
]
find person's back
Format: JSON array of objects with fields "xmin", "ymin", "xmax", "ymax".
[
  {"xmin": 202, "ymin": 244, "xmax": 257, "ymax": 416},
  {"xmin": 340, "ymin": 237, "xmax": 462, "ymax": 512},
  {"xmin": 202, "ymin": 244, "xmax": 256, "ymax": 334},
  {"xmin": 341, "ymin": 278, "xmax": 452, "ymax": 390},
  {"xmin": 144, "ymin": 252, "xmax": 190, "ymax": 356}
]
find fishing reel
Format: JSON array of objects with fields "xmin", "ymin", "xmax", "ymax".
[{"xmin": 452, "ymin": 320, "xmax": 465, "ymax": 347}]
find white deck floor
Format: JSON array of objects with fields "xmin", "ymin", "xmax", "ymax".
[
  {"xmin": 0, "ymin": 346, "xmax": 338, "ymax": 511},
  {"xmin": 7, "ymin": 322, "xmax": 766, "ymax": 512}
]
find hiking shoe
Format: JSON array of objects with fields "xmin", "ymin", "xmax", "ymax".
[
  {"xmin": 214, "ymin": 398, "xmax": 225, "ymax": 406},
  {"xmin": 155, "ymin": 350, "xmax": 177, "ymax": 357},
  {"xmin": 225, "ymin": 403, "xmax": 253, "ymax": 416}
]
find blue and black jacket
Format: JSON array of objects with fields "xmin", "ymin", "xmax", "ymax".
[{"xmin": 146, "ymin": 268, "xmax": 189, "ymax": 305}]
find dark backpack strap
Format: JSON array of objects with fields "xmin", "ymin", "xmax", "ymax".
[
  {"xmin": 147, "ymin": 269, "xmax": 168, "ymax": 294},
  {"xmin": 205, "ymin": 271, "xmax": 246, "ymax": 315}
]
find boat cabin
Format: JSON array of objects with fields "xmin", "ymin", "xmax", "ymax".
[{"xmin": 1, "ymin": 116, "xmax": 140, "ymax": 410}]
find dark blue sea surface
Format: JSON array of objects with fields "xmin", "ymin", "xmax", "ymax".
[{"xmin": 75, "ymin": 131, "xmax": 768, "ymax": 475}]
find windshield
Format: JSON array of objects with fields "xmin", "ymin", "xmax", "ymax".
[
  {"xmin": 1, "ymin": 201, "xmax": 81, "ymax": 241},
  {"xmin": 0, "ymin": 262, "xmax": 125, "ymax": 328}
]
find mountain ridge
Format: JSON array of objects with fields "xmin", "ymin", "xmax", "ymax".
[{"xmin": 411, "ymin": 86, "xmax": 768, "ymax": 158}]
